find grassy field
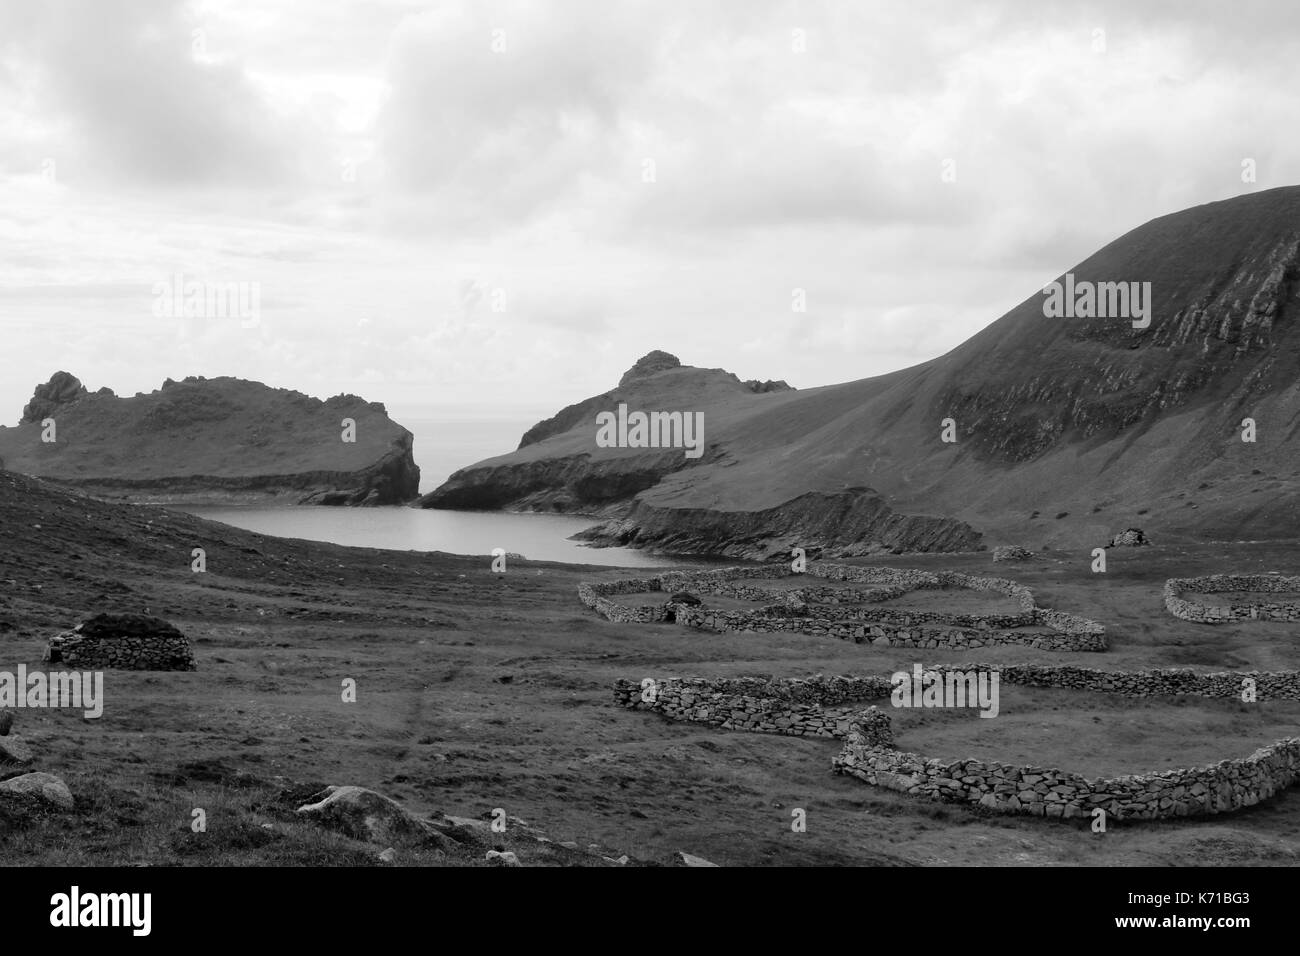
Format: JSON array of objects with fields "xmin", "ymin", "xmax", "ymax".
[{"xmin": 2, "ymin": 471, "xmax": 1299, "ymax": 866}]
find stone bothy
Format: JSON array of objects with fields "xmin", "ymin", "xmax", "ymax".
[{"xmin": 44, "ymin": 614, "xmax": 197, "ymax": 671}]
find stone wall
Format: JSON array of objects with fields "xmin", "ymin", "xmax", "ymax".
[
  {"xmin": 962, "ymin": 662, "xmax": 1300, "ymax": 701},
  {"xmin": 1165, "ymin": 574, "xmax": 1300, "ymax": 624},
  {"xmin": 834, "ymin": 724, "xmax": 1300, "ymax": 822},
  {"xmin": 617, "ymin": 663, "xmax": 1300, "ymax": 823},
  {"xmin": 672, "ymin": 605, "xmax": 1103, "ymax": 651},
  {"xmin": 577, "ymin": 577, "xmax": 673, "ymax": 624},
  {"xmin": 613, "ymin": 675, "xmax": 895, "ymax": 742},
  {"xmin": 581, "ymin": 563, "xmax": 1107, "ymax": 652}
]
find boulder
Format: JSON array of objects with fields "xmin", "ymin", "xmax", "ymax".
[
  {"xmin": 668, "ymin": 592, "xmax": 703, "ymax": 606},
  {"xmin": 669, "ymin": 851, "xmax": 718, "ymax": 867},
  {"xmin": 0, "ymin": 735, "xmax": 34, "ymax": 765},
  {"xmin": 486, "ymin": 850, "xmax": 521, "ymax": 867},
  {"xmin": 0, "ymin": 710, "xmax": 12, "ymax": 736},
  {"xmin": 0, "ymin": 772, "xmax": 74, "ymax": 810},
  {"xmin": 296, "ymin": 785, "xmax": 433, "ymax": 845}
]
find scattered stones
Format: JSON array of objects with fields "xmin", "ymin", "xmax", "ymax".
[
  {"xmin": 0, "ymin": 771, "xmax": 74, "ymax": 810},
  {"xmin": 44, "ymin": 613, "xmax": 197, "ymax": 671}
]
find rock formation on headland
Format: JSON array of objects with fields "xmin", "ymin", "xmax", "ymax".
[
  {"xmin": 419, "ymin": 186, "xmax": 1300, "ymax": 558},
  {"xmin": 0, "ymin": 373, "xmax": 419, "ymax": 506}
]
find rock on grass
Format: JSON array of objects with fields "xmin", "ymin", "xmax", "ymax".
[
  {"xmin": 0, "ymin": 772, "xmax": 74, "ymax": 810},
  {"xmin": 296, "ymin": 785, "xmax": 435, "ymax": 845}
]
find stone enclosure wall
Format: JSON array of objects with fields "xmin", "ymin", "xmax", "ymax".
[
  {"xmin": 1165, "ymin": 574, "xmax": 1300, "ymax": 624},
  {"xmin": 580, "ymin": 563, "xmax": 1106, "ymax": 652},
  {"xmin": 615, "ymin": 665, "xmax": 1300, "ymax": 823},
  {"xmin": 835, "ymin": 726, "xmax": 1300, "ymax": 822},
  {"xmin": 614, "ymin": 675, "xmax": 896, "ymax": 741}
]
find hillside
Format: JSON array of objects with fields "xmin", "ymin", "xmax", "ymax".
[
  {"xmin": 419, "ymin": 186, "xmax": 1300, "ymax": 558},
  {"xmin": 4, "ymin": 469, "xmax": 1300, "ymax": 868},
  {"xmin": 0, "ymin": 373, "xmax": 420, "ymax": 506}
]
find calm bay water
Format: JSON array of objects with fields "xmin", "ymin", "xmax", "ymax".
[{"xmin": 179, "ymin": 504, "xmax": 699, "ymax": 568}]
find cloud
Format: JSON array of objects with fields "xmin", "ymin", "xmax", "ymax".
[{"xmin": 0, "ymin": 0, "xmax": 294, "ymax": 187}]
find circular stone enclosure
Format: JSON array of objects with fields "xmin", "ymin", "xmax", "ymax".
[
  {"xmin": 579, "ymin": 563, "xmax": 1106, "ymax": 652},
  {"xmin": 1165, "ymin": 574, "xmax": 1300, "ymax": 624}
]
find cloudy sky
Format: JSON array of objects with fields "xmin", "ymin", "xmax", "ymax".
[{"xmin": 1, "ymin": 0, "xmax": 1296, "ymax": 453}]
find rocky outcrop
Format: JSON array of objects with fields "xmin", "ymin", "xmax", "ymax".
[
  {"xmin": 0, "ymin": 374, "xmax": 420, "ymax": 506},
  {"xmin": 44, "ymin": 614, "xmax": 197, "ymax": 671},
  {"xmin": 573, "ymin": 489, "xmax": 982, "ymax": 560},
  {"xmin": 296, "ymin": 786, "xmax": 435, "ymax": 844},
  {"xmin": 20, "ymin": 371, "xmax": 98, "ymax": 424},
  {"xmin": 619, "ymin": 350, "xmax": 682, "ymax": 386},
  {"xmin": 419, "ymin": 452, "xmax": 685, "ymax": 510}
]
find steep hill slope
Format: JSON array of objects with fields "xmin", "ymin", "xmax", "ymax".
[
  {"xmin": 0, "ymin": 373, "xmax": 420, "ymax": 505},
  {"xmin": 419, "ymin": 186, "xmax": 1300, "ymax": 558}
]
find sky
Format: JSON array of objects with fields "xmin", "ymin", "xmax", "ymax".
[{"xmin": 1, "ymin": 0, "xmax": 1297, "ymax": 451}]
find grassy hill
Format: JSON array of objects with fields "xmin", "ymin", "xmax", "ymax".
[
  {"xmin": 421, "ymin": 186, "xmax": 1300, "ymax": 557},
  {"xmin": 0, "ymin": 374, "xmax": 420, "ymax": 506}
]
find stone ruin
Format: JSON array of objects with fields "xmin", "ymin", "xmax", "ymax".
[
  {"xmin": 1108, "ymin": 528, "xmax": 1148, "ymax": 548},
  {"xmin": 579, "ymin": 562, "xmax": 1106, "ymax": 652},
  {"xmin": 44, "ymin": 613, "xmax": 197, "ymax": 671}
]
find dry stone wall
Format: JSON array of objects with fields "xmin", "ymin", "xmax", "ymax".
[
  {"xmin": 962, "ymin": 662, "xmax": 1300, "ymax": 700},
  {"xmin": 616, "ymin": 664, "xmax": 1300, "ymax": 823},
  {"xmin": 580, "ymin": 563, "xmax": 1106, "ymax": 652},
  {"xmin": 614, "ymin": 675, "xmax": 895, "ymax": 742},
  {"xmin": 1165, "ymin": 574, "xmax": 1300, "ymax": 624},
  {"xmin": 835, "ymin": 725, "xmax": 1300, "ymax": 822}
]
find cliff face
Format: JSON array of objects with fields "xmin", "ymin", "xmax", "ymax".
[
  {"xmin": 572, "ymin": 489, "xmax": 982, "ymax": 561},
  {"xmin": 417, "ymin": 187, "xmax": 1300, "ymax": 557},
  {"xmin": 0, "ymin": 374, "xmax": 420, "ymax": 506}
]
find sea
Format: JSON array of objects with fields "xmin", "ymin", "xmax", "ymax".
[{"xmin": 178, "ymin": 416, "xmax": 707, "ymax": 568}]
